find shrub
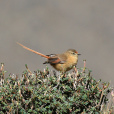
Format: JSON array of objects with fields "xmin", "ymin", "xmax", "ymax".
[{"xmin": 0, "ymin": 62, "xmax": 113, "ymax": 114}]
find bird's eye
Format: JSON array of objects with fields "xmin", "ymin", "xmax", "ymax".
[{"xmin": 72, "ymin": 52, "xmax": 76, "ymax": 55}]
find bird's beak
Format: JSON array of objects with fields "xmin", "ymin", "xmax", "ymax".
[{"xmin": 77, "ymin": 54, "xmax": 81, "ymax": 55}]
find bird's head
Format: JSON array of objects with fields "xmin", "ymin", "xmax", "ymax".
[{"xmin": 66, "ymin": 49, "xmax": 81, "ymax": 57}]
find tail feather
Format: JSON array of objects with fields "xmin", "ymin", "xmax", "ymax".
[{"xmin": 17, "ymin": 42, "xmax": 50, "ymax": 59}]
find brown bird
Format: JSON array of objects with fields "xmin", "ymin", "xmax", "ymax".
[{"xmin": 17, "ymin": 42, "xmax": 81, "ymax": 72}]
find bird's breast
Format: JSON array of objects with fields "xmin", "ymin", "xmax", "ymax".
[{"xmin": 51, "ymin": 55, "xmax": 78, "ymax": 72}]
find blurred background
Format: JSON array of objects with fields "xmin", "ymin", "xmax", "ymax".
[{"xmin": 0, "ymin": 0, "xmax": 114, "ymax": 85}]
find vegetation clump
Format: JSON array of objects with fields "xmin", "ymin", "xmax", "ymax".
[{"xmin": 0, "ymin": 61, "xmax": 113, "ymax": 114}]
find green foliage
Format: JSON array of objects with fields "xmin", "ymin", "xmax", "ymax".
[{"xmin": 0, "ymin": 64, "xmax": 113, "ymax": 113}]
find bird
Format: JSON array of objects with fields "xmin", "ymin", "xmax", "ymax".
[{"xmin": 17, "ymin": 42, "xmax": 81, "ymax": 72}]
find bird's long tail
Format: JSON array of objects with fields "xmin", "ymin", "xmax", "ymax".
[{"xmin": 17, "ymin": 42, "xmax": 50, "ymax": 59}]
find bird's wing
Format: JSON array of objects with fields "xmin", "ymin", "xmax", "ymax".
[{"xmin": 44, "ymin": 54, "xmax": 67, "ymax": 64}]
